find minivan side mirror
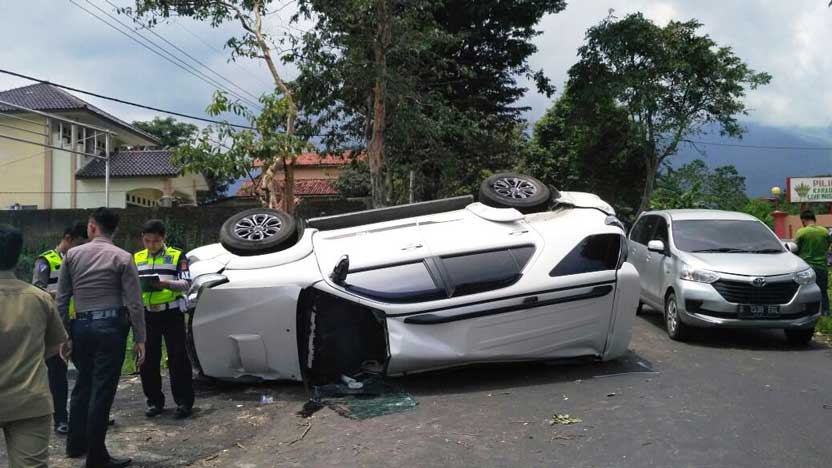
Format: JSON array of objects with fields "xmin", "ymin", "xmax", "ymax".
[
  {"xmin": 647, "ymin": 240, "xmax": 666, "ymax": 254},
  {"xmin": 784, "ymin": 241, "xmax": 798, "ymax": 254}
]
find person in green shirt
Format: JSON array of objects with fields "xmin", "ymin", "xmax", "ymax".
[{"xmin": 796, "ymin": 210, "xmax": 830, "ymax": 315}]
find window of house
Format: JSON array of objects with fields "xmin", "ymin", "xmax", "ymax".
[
  {"xmin": 345, "ymin": 261, "xmax": 445, "ymax": 303},
  {"xmin": 550, "ymin": 234, "xmax": 622, "ymax": 277},
  {"xmin": 441, "ymin": 246, "xmax": 535, "ymax": 297}
]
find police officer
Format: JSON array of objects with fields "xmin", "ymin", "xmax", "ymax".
[
  {"xmin": 32, "ymin": 222, "xmax": 87, "ymax": 435},
  {"xmin": 135, "ymin": 220, "xmax": 194, "ymax": 419}
]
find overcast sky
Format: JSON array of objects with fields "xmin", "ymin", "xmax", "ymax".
[{"xmin": 1, "ymin": 0, "xmax": 830, "ymax": 131}]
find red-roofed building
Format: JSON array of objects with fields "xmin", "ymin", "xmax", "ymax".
[{"xmin": 236, "ymin": 151, "xmax": 360, "ymax": 201}]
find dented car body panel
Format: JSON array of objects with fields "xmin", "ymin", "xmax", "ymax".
[{"xmin": 187, "ymin": 198, "xmax": 640, "ymax": 382}]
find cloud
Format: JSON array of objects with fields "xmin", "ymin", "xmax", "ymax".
[
  {"xmin": 523, "ymin": 0, "xmax": 832, "ymax": 128},
  {"xmin": 0, "ymin": 0, "xmax": 829, "ymax": 132}
]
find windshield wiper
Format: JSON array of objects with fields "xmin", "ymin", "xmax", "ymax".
[
  {"xmin": 691, "ymin": 248, "xmax": 750, "ymax": 253},
  {"xmin": 748, "ymin": 248, "xmax": 783, "ymax": 254}
]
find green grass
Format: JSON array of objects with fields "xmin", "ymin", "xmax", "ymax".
[
  {"xmin": 121, "ymin": 329, "xmax": 169, "ymax": 375},
  {"xmin": 819, "ymin": 272, "xmax": 832, "ymax": 336}
]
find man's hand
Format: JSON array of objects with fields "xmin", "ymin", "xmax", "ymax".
[
  {"xmin": 60, "ymin": 340, "xmax": 72, "ymax": 361},
  {"xmin": 134, "ymin": 342, "xmax": 146, "ymax": 368}
]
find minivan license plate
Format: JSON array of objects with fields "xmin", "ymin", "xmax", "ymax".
[{"xmin": 738, "ymin": 305, "xmax": 780, "ymax": 318}]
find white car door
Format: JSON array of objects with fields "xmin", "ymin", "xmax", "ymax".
[{"xmin": 339, "ymin": 209, "xmax": 624, "ymax": 375}]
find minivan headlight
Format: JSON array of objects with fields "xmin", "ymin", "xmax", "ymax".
[
  {"xmin": 793, "ymin": 268, "xmax": 816, "ymax": 285},
  {"xmin": 680, "ymin": 265, "xmax": 720, "ymax": 284},
  {"xmin": 187, "ymin": 273, "xmax": 228, "ymax": 307}
]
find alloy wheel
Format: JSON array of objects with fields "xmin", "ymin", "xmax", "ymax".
[{"xmin": 233, "ymin": 213, "xmax": 283, "ymax": 241}]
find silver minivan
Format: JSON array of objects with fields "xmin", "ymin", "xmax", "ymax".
[{"xmin": 628, "ymin": 210, "xmax": 821, "ymax": 344}]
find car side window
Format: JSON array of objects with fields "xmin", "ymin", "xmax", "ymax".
[
  {"xmin": 550, "ymin": 234, "xmax": 622, "ymax": 277},
  {"xmin": 633, "ymin": 216, "xmax": 658, "ymax": 245},
  {"xmin": 653, "ymin": 217, "xmax": 669, "ymax": 246},
  {"xmin": 346, "ymin": 261, "xmax": 446, "ymax": 303},
  {"xmin": 441, "ymin": 246, "xmax": 534, "ymax": 297}
]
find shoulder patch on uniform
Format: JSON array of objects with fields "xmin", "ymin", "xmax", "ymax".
[{"xmin": 39, "ymin": 262, "xmax": 49, "ymax": 272}]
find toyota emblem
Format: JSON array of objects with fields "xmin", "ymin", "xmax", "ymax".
[{"xmin": 751, "ymin": 277, "xmax": 766, "ymax": 288}]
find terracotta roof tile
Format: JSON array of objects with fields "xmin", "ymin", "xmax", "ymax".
[
  {"xmin": 237, "ymin": 178, "xmax": 338, "ymax": 197},
  {"xmin": 252, "ymin": 151, "xmax": 362, "ymax": 168}
]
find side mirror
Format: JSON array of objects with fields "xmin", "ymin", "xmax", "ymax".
[
  {"xmin": 647, "ymin": 240, "xmax": 666, "ymax": 254},
  {"xmin": 330, "ymin": 255, "xmax": 349, "ymax": 286},
  {"xmin": 784, "ymin": 242, "xmax": 798, "ymax": 254}
]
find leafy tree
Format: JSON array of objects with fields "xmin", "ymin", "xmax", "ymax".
[
  {"xmin": 131, "ymin": 117, "xmax": 229, "ymax": 202},
  {"xmin": 334, "ymin": 162, "xmax": 371, "ymax": 198},
  {"xmin": 566, "ymin": 13, "xmax": 771, "ymax": 213},
  {"xmin": 524, "ymin": 89, "xmax": 646, "ymax": 217},
  {"xmin": 292, "ymin": 0, "xmax": 566, "ymax": 204},
  {"xmin": 650, "ymin": 159, "xmax": 748, "ymax": 211},
  {"xmin": 127, "ymin": 0, "xmax": 305, "ymax": 213},
  {"xmin": 132, "ymin": 117, "xmax": 197, "ymax": 149}
]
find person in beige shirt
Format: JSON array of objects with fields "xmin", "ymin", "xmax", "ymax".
[
  {"xmin": 0, "ymin": 224, "xmax": 67, "ymax": 468},
  {"xmin": 56, "ymin": 208, "xmax": 145, "ymax": 468}
]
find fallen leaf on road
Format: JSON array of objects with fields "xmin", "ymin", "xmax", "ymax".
[{"xmin": 549, "ymin": 414, "xmax": 582, "ymax": 425}]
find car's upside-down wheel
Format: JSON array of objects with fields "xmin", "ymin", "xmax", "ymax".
[
  {"xmin": 219, "ymin": 208, "xmax": 298, "ymax": 256},
  {"xmin": 479, "ymin": 172, "xmax": 552, "ymax": 213}
]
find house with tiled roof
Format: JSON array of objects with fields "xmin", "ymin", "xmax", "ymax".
[
  {"xmin": 235, "ymin": 151, "xmax": 361, "ymax": 202},
  {"xmin": 0, "ymin": 83, "xmax": 206, "ymax": 209}
]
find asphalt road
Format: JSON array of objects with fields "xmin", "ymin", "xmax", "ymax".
[{"xmin": 3, "ymin": 310, "xmax": 832, "ymax": 467}]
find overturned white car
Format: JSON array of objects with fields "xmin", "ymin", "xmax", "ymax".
[{"xmin": 185, "ymin": 173, "xmax": 639, "ymax": 383}]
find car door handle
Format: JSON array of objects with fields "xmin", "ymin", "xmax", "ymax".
[
  {"xmin": 522, "ymin": 296, "xmax": 539, "ymax": 304},
  {"xmin": 401, "ymin": 243, "xmax": 423, "ymax": 251}
]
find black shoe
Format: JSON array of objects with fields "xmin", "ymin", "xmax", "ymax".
[
  {"xmin": 174, "ymin": 406, "xmax": 192, "ymax": 419},
  {"xmin": 145, "ymin": 405, "xmax": 164, "ymax": 418},
  {"xmin": 55, "ymin": 422, "xmax": 69, "ymax": 435},
  {"xmin": 91, "ymin": 456, "xmax": 132, "ymax": 468}
]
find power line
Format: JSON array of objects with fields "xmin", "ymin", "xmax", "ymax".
[
  {"xmin": 101, "ymin": 0, "xmax": 264, "ymax": 105},
  {"xmin": 68, "ymin": 0, "xmax": 262, "ymax": 110},
  {"xmin": 79, "ymin": 0, "xmax": 262, "ymax": 110},
  {"xmin": 0, "ymin": 69, "xmax": 255, "ymax": 130},
  {"xmin": 172, "ymin": 19, "xmax": 275, "ymax": 89},
  {"xmin": 683, "ymin": 139, "xmax": 832, "ymax": 151}
]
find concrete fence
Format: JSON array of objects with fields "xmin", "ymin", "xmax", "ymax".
[{"xmin": 0, "ymin": 197, "xmax": 371, "ymax": 253}]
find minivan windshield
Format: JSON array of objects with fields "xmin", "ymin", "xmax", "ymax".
[{"xmin": 672, "ymin": 220, "xmax": 784, "ymax": 253}]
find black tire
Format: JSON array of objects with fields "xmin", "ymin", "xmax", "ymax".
[
  {"xmin": 479, "ymin": 173, "xmax": 552, "ymax": 213},
  {"xmin": 219, "ymin": 208, "xmax": 298, "ymax": 256},
  {"xmin": 664, "ymin": 291, "xmax": 689, "ymax": 341},
  {"xmin": 635, "ymin": 301, "xmax": 645, "ymax": 316},
  {"xmin": 784, "ymin": 328, "xmax": 814, "ymax": 347}
]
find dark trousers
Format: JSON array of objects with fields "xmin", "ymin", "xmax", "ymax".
[
  {"xmin": 45, "ymin": 354, "xmax": 68, "ymax": 425},
  {"xmin": 67, "ymin": 314, "xmax": 129, "ymax": 467},
  {"xmin": 813, "ymin": 266, "xmax": 829, "ymax": 315},
  {"xmin": 140, "ymin": 310, "xmax": 194, "ymax": 409}
]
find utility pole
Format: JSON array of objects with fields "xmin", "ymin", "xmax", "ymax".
[
  {"xmin": 105, "ymin": 130, "xmax": 111, "ymax": 208},
  {"xmin": 408, "ymin": 170, "xmax": 415, "ymax": 204}
]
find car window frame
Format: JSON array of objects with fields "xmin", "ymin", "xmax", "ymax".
[
  {"xmin": 549, "ymin": 233, "xmax": 624, "ymax": 277},
  {"xmin": 343, "ymin": 244, "xmax": 536, "ymax": 303}
]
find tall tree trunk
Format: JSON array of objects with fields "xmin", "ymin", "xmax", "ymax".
[
  {"xmin": 368, "ymin": 0, "xmax": 391, "ymax": 208},
  {"xmin": 250, "ymin": 0, "xmax": 298, "ymax": 214},
  {"xmin": 639, "ymin": 155, "xmax": 658, "ymax": 214}
]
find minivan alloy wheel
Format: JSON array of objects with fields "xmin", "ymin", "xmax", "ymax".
[{"xmin": 664, "ymin": 291, "xmax": 689, "ymax": 341}]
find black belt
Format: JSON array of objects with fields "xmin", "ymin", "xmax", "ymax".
[{"xmin": 75, "ymin": 308, "xmax": 125, "ymax": 320}]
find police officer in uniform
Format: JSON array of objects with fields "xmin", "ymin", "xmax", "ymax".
[
  {"xmin": 32, "ymin": 222, "xmax": 87, "ymax": 435},
  {"xmin": 134, "ymin": 220, "xmax": 194, "ymax": 419}
]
